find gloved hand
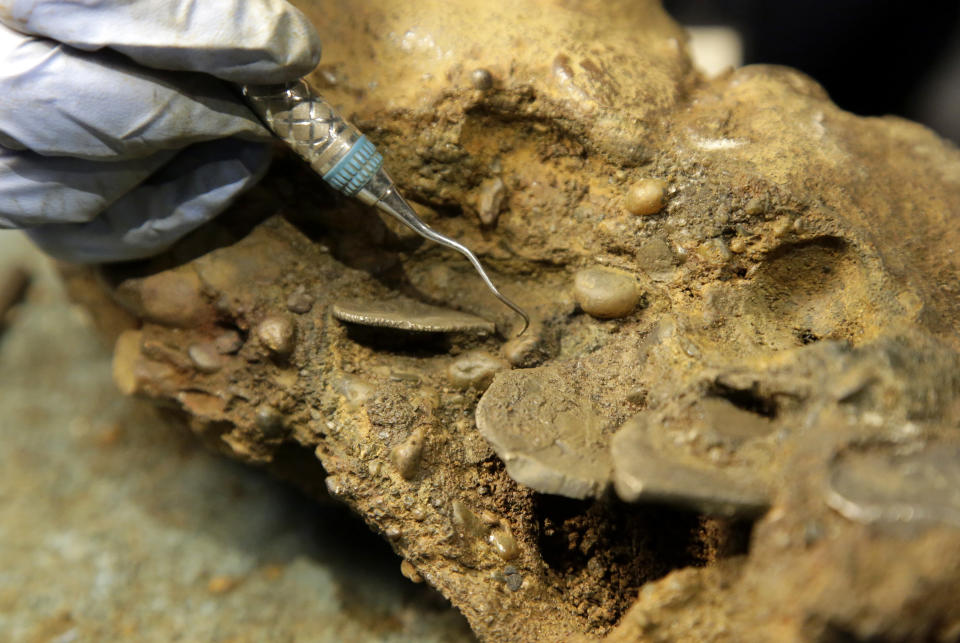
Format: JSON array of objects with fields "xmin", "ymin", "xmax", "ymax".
[{"xmin": 0, "ymin": 0, "xmax": 322, "ymax": 263}]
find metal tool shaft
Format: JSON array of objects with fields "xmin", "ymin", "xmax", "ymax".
[{"xmin": 242, "ymin": 81, "xmax": 529, "ymax": 334}]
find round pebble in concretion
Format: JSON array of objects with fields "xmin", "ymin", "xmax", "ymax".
[
  {"xmin": 257, "ymin": 315, "xmax": 296, "ymax": 357},
  {"xmin": 139, "ymin": 270, "xmax": 209, "ymax": 327},
  {"xmin": 213, "ymin": 329, "xmax": 243, "ymax": 355},
  {"xmin": 400, "ymin": 560, "xmax": 423, "ymax": 583},
  {"xmin": 502, "ymin": 329, "xmax": 541, "ymax": 367},
  {"xmin": 488, "ymin": 529, "xmax": 519, "ymax": 560},
  {"xmin": 447, "ymin": 350, "xmax": 510, "ymax": 389},
  {"xmin": 187, "ymin": 342, "xmax": 223, "ymax": 374},
  {"xmin": 286, "ymin": 285, "xmax": 314, "ymax": 314},
  {"xmin": 254, "ymin": 404, "xmax": 285, "ymax": 438},
  {"xmin": 624, "ymin": 178, "xmax": 667, "ymax": 216},
  {"xmin": 573, "ymin": 267, "xmax": 640, "ymax": 319},
  {"xmin": 471, "ymin": 68, "xmax": 494, "ymax": 90},
  {"xmin": 391, "ymin": 427, "xmax": 425, "ymax": 480}
]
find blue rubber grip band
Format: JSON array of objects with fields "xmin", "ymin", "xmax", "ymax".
[{"xmin": 323, "ymin": 136, "xmax": 384, "ymax": 196}]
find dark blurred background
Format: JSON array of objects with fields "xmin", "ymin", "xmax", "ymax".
[{"xmin": 664, "ymin": 0, "xmax": 960, "ymax": 143}]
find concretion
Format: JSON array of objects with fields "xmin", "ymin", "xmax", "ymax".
[{"xmin": 66, "ymin": 1, "xmax": 960, "ymax": 640}]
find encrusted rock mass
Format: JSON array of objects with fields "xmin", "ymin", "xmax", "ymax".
[{"xmin": 64, "ymin": 1, "xmax": 960, "ymax": 640}]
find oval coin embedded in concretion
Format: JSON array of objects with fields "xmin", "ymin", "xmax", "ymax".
[
  {"xmin": 332, "ymin": 297, "xmax": 495, "ymax": 333},
  {"xmin": 610, "ymin": 414, "xmax": 770, "ymax": 518},
  {"xmin": 826, "ymin": 442, "xmax": 960, "ymax": 528}
]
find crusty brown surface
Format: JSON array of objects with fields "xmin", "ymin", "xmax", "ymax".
[{"xmin": 69, "ymin": 1, "xmax": 960, "ymax": 640}]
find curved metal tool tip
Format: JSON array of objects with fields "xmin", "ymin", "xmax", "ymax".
[
  {"xmin": 486, "ymin": 284, "xmax": 529, "ymax": 337},
  {"xmin": 445, "ymin": 248, "xmax": 530, "ymax": 337},
  {"xmin": 506, "ymin": 299, "xmax": 530, "ymax": 337},
  {"xmin": 371, "ymin": 188, "xmax": 530, "ymax": 336},
  {"xmin": 434, "ymin": 244, "xmax": 529, "ymax": 337}
]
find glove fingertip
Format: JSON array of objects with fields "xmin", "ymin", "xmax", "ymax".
[{"xmin": 215, "ymin": 6, "xmax": 323, "ymax": 83}]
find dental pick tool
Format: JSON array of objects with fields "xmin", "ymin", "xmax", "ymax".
[{"xmin": 242, "ymin": 81, "xmax": 529, "ymax": 335}]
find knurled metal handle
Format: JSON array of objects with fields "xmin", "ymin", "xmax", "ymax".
[{"xmin": 242, "ymin": 80, "xmax": 384, "ymax": 197}]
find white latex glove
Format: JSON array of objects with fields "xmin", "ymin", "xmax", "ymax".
[{"xmin": 0, "ymin": 0, "xmax": 322, "ymax": 262}]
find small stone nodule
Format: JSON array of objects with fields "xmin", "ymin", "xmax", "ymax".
[
  {"xmin": 187, "ymin": 342, "xmax": 223, "ymax": 374},
  {"xmin": 471, "ymin": 68, "xmax": 494, "ymax": 90},
  {"xmin": 488, "ymin": 529, "xmax": 519, "ymax": 560},
  {"xmin": 213, "ymin": 330, "xmax": 243, "ymax": 354},
  {"xmin": 477, "ymin": 177, "xmax": 506, "ymax": 227},
  {"xmin": 451, "ymin": 500, "xmax": 486, "ymax": 539},
  {"xmin": 572, "ymin": 267, "xmax": 641, "ymax": 319},
  {"xmin": 136, "ymin": 270, "xmax": 209, "ymax": 328},
  {"xmin": 502, "ymin": 330, "xmax": 541, "ymax": 367},
  {"xmin": 391, "ymin": 427, "xmax": 426, "ymax": 480},
  {"xmin": 624, "ymin": 178, "xmax": 667, "ymax": 216},
  {"xmin": 257, "ymin": 315, "xmax": 297, "ymax": 357},
  {"xmin": 400, "ymin": 559, "xmax": 424, "ymax": 583},
  {"xmin": 503, "ymin": 566, "xmax": 523, "ymax": 592},
  {"xmin": 447, "ymin": 350, "xmax": 510, "ymax": 389},
  {"xmin": 254, "ymin": 404, "xmax": 286, "ymax": 438},
  {"xmin": 324, "ymin": 475, "xmax": 346, "ymax": 498},
  {"xmin": 286, "ymin": 285, "xmax": 314, "ymax": 314}
]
